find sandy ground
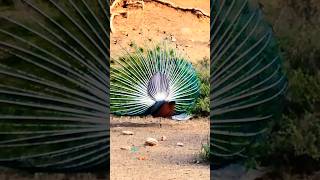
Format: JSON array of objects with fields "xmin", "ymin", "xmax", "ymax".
[
  {"xmin": 110, "ymin": 116, "xmax": 210, "ymax": 180},
  {"xmin": 110, "ymin": 0, "xmax": 210, "ymax": 63}
]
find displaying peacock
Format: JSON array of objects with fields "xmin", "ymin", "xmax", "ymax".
[
  {"xmin": 110, "ymin": 45, "xmax": 200, "ymax": 117},
  {"xmin": 211, "ymin": 0, "xmax": 287, "ymax": 168},
  {"xmin": 0, "ymin": 0, "xmax": 109, "ymax": 172}
]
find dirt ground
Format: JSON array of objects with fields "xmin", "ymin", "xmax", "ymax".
[
  {"xmin": 110, "ymin": 116, "xmax": 210, "ymax": 180},
  {"xmin": 110, "ymin": 0, "xmax": 210, "ymax": 63}
]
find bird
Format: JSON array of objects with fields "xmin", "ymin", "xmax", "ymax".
[
  {"xmin": 0, "ymin": 0, "xmax": 109, "ymax": 172},
  {"xmin": 110, "ymin": 45, "xmax": 200, "ymax": 119},
  {"xmin": 148, "ymin": 101, "xmax": 176, "ymax": 118},
  {"xmin": 211, "ymin": 0, "xmax": 287, "ymax": 169}
]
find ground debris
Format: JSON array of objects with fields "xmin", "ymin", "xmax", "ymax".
[
  {"xmin": 177, "ymin": 142, "xmax": 184, "ymax": 147},
  {"xmin": 145, "ymin": 137, "xmax": 158, "ymax": 146},
  {"xmin": 122, "ymin": 130, "xmax": 134, "ymax": 135}
]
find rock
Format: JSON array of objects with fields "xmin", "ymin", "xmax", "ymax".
[
  {"xmin": 160, "ymin": 136, "xmax": 167, "ymax": 141},
  {"xmin": 177, "ymin": 142, "xmax": 184, "ymax": 147},
  {"xmin": 119, "ymin": 12, "xmax": 128, "ymax": 18},
  {"xmin": 171, "ymin": 36, "xmax": 177, "ymax": 42},
  {"xmin": 120, "ymin": 146, "xmax": 131, "ymax": 150},
  {"xmin": 122, "ymin": 130, "xmax": 134, "ymax": 135},
  {"xmin": 145, "ymin": 137, "xmax": 158, "ymax": 146}
]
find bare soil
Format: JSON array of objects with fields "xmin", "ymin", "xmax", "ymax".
[
  {"xmin": 110, "ymin": 0, "xmax": 210, "ymax": 63},
  {"xmin": 110, "ymin": 116, "xmax": 210, "ymax": 180}
]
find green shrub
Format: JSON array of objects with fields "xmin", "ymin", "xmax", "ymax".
[
  {"xmin": 255, "ymin": 0, "xmax": 320, "ymax": 170},
  {"xmin": 200, "ymin": 143, "xmax": 211, "ymax": 161},
  {"xmin": 271, "ymin": 113, "xmax": 320, "ymax": 160},
  {"xmin": 189, "ymin": 57, "xmax": 210, "ymax": 117}
]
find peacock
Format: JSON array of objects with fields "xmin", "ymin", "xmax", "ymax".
[
  {"xmin": 0, "ymin": 0, "xmax": 109, "ymax": 172},
  {"xmin": 110, "ymin": 45, "xmax": 200, "ymax": 118},
  {"xmin": 211, "ymin": 0, "xmax": 287, "ymax": 168}
]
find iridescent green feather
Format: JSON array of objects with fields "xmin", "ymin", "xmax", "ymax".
[
  {"xmin": 211, "ymin": 0, "xmax": 287, "ymax": 168},
  {"xmin": 110, "ymin": 46, "xmax": 200, "ymax": 116}
]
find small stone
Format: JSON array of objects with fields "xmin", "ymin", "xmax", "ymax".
[
  {"xmin": 122, "ymin": 130, "xmax": 134, "ymax": 135},
  {"xmin": 119, "ymin": 12, "xmax": 128, "ymax": 18},
  {"xmin": 177, "ymin": 142, "xmax": 184, "ymax": 147},
  {"xmin": 120, "ymin": 146, "xmax": 131, "ymax": 150},
  {"xmin": 145, "ymin": 137, "xmax": 158, "ymax": 146},
  {"xmin": 160, "ymin": 136, "xmax": 167, "ymax": 141},
  {"xmin": 171, "ymin": 36, "xmax": 176, "ymax": 42}
]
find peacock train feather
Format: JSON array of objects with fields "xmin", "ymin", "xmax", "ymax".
[
  {"xmin": 110, "ymin": 46, "xmax": 200, "ymax": 116},
  {"xmin": 211, "ymin": 0, "xmax": 287, "ymax": 168},
  {"xmin": 0, "ymin": 0, "xmax": 109, "ymax": 172}
]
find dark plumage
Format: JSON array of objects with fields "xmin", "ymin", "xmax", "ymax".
[{"xmin": 147, "ymin": 101, "xmax": 176, "ymax": 118}]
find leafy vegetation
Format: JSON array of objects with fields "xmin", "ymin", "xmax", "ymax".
[
  {"xmin": 190, "ymin": 57, "xmax": 210, "ymax": 117},
  {"xmin": 255, "ymin": 0, "xmax": 320, "ymax": 174}
]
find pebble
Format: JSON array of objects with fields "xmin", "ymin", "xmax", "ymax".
[
  {"xmin": 122, "ymin": 130, "xmax": 134, "ymax": 135},
  {"xmin": 120, "ymin": 146, "xmax": 131, "ymax": 150},
  {"xmin": 160, "ymin": 136, "xmax": 167, "ymax": 141},
  {"xmin": 177, "ymin": 142, "xmax": 184, "ymax": 147},
  {"xmin": 145, "ymin": 137, "xmax": 158, "ymax": 146}
]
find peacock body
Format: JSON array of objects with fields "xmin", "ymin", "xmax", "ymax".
[
  {"xmin": 211, "ymin": 0, "xmax": 287, "ymax": 168},
  {"xmin": 110, "ymin": 46, "xmax": 200, "ymax": 117}
]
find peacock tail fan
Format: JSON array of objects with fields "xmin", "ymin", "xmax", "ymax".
[
  {"xmin": 110, "ymin": 44, "xmax": 200, "ymax": 116},
  {"xmin": 0, "ymin": 0, "xmax": 109, "ymax": 172},
  {"xmin": 211, "ymin": 0, "xmax": 288, "ymax": 168}
]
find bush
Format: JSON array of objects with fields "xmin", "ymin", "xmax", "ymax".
[
  {"xmin": 271, "ymin": 113, "xmax": 320, "ymax": 160},
  {"xmin": 255, "ymin": 0, "xmax": 320, "ymax": 171},
  {"xmin": 189, "ymin": 57, "xmax": 210, "ymax": 117}
]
